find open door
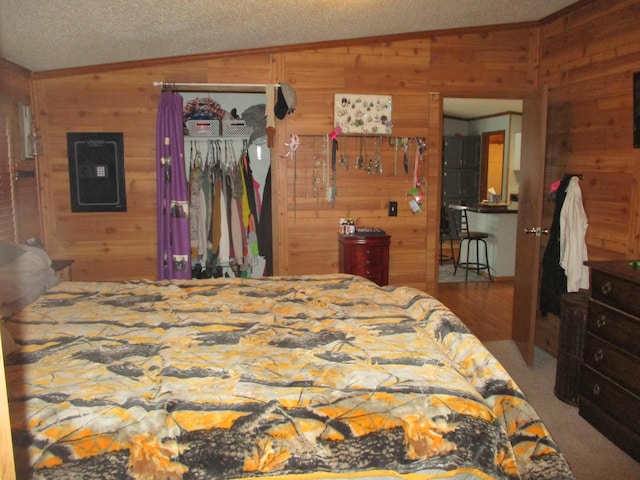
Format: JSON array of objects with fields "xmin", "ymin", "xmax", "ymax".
[{"xmin": 512, "ymin": 87, "xmax": 548, "ymax": 365}]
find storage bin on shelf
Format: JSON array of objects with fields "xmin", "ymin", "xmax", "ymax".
[
  {"xmin": 222, "ymin": 119, "xmax": 253, "ymax": 137},
  {"xmin": 186, "ymin": 119, "xmax": 221, "ymax": 137}
]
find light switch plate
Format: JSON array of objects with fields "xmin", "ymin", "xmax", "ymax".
[{"xmin": 388, "ymin": 201, "xmax": 398, "ymax": 216}]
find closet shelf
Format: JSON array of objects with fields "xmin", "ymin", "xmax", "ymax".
[{"xmin": 185, "ymin": 135, "xmax": 250, "ymax": 140}]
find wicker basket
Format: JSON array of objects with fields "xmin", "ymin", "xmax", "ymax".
[
  {"xmin": 554, "ymin": 291, "xmax": 589, "ymax": 405},
  {"xmin": 186, "ymin": 119, "xmax": 221, "ymax": 137},
  {"xmin": 222, "ymin": 119, "xmax": 253, "ymax": 137}
]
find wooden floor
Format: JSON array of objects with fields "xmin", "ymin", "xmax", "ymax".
[{"xmin": 435, "ymin": 280, "xmax": 514, "ymax": 342}]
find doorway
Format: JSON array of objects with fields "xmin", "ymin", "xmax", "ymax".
[{"xmin": 439, "ymin": 98, "xmax": 522, "ymax": 285}]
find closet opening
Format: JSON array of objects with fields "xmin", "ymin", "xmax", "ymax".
[
  {"xmin": 186, "ymin": 91, "xmax": 271, "ymax": 279},
  {"xmin": 159, "ymin": 88, "xmax": 272, "ymax": 280}
]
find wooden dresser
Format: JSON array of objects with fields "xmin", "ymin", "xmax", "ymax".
[
  {"xmin": 579, "ymin": 260, "xmax": 640, "ymax": 462},
  {"xmin": 338, "ymin": 233, "xmax": 390, "ymax": 286}
]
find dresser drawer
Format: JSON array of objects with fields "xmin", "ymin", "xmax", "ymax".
[
  {"xmin": 588, "ymin": 301, "xmax": 640, "ymax": 359},
  {"xmin": 579, "ymin": 397, "xmax": 640, "ymax": 463},
  {"xmin": 350, "ymin": 246, "xmax": 385, "ymax": 269},
  {"xmin": 583, "ymin": 333, "xmax": 640, "ymax": 397},
  {"xmin": 591, "ymin": 269, "xmax": 640, "ymax": 318},
  {"xmin": 580, "ymin": 366, "xmax": 640, "ymax": 435}
]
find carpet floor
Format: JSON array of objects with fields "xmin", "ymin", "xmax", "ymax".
[
  {"xmin": 484, "ymin": 340, "xmax": 640, "ymax": 480},
  {"xmin": 439, "ymin": 262, "xmax": 490, "ymax": 283}
]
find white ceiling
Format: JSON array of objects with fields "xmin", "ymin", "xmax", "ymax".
[{"xmin": 0, "ymin": 0, "xmax": 578, "ymax": 73}]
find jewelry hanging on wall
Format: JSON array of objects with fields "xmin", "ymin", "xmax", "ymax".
[
  {"xmin": 370, "ymin": 136, "xmax": 382, "ymax": 174},
  {"xmin": 328, "ymin": 133, "xmax": 338, "ymax": 205},
  {"xmin": 402, "ymin": 137, "xmax": 409, "ymax": 174},
  {"xmin": 280, "ymin": 134, "xmax": 300, "ymax": 221},
  {"xmin": 391, "ymin": 137, "xmax": 400, "ymax": 176},
  {"xmin": 312, "ymin": 137, "xmax": 320, "ymax": 201},
  {"xmin": 355, "ymin": 137, "xmax": 365, "ymax": 170},
  {"xmin": 322, "ymin": 135, "xmax": 330, "ymax": 203}
]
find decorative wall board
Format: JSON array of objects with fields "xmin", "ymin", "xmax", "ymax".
[{"xmin": 334, "ymin": 94, "xmax": 392, "ymax": 135}]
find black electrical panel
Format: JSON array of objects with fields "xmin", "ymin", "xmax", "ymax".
[{"xmin": 67, "ymin": 132, "xmax": 127, "ymax": 212}]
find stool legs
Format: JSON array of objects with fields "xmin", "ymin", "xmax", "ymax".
[{"xmin": 458, "ymin": 238, "xmax": 492, "ymax": 281}]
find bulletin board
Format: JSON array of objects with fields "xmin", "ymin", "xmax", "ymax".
[{"xmin": 333, "ymin": 94, "xmax": 392, "ymax": 135}]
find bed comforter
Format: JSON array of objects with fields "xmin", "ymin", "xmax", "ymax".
[{"xmin": 4, "ymin": 274, "xmax": 575, "ymax": 479}]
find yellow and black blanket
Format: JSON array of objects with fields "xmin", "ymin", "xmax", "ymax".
[{"xmin": 5, "ymin": 274, "xmax": 574, "ymax": 479}]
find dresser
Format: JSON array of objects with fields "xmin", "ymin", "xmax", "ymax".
[
  {"xmin": 579, "ymin": 260, "xmax": 640, "ymax": 462},
  {"xmin": 338, "ymin": 233, "xmax": 390, "ymax": 286}
]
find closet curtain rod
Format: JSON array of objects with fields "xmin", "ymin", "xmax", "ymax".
[{"xmin": 153, "ymin": 81, "xmax": 280, "ymax": 92}]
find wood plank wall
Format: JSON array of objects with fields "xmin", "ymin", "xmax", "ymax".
[
  {"xmin": 534, "ymin": 0, "xmax": 640, "ymax": 354},
  {"xmin": 0, "ymin": 58, "xmax": 40, "ymax": 244},
  {"xmin": 28, "ymin": 27, "xmax": 538, "ymax": 292},
  {"xmin": 540, "ymin": 0, "xmax": 640, "ymax": 260}
]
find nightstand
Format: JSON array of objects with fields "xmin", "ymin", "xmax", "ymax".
[
  {"xmin": 338, "ymin": 233, "xmax": 390, "ymax": 286},
  {"xmin": 51, "ymin": 259, "xmax": 74, "ymax": 282}
]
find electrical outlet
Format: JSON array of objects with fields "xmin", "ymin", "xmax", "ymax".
[{"xmin": 388, "ymin": 201, "xmax": 398, "ymax": 216}]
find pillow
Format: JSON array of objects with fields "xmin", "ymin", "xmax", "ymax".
[
  {"xmin": 0, "ymin": 240, "xmax": 25, "ymax": 267},
  {"xmin": 0, "ymin": 243, "xmax": 59, "ymax": 306}
]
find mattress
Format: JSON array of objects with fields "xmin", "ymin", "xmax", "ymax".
[{"xmin": 4, "ymin": 274, "xmax": 575, "ymax": 479}]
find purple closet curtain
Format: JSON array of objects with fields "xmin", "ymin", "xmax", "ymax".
[{"xmin": 156, "ymin": 90, "xmax": 191, "ymax": 279}]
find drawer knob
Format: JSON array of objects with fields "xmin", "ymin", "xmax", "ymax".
[
  {"xmin": 365, "ymin": 249, "xmax": 371, "ymax": 255},
  {"xmin": 596, "ymin": 314, "xmax": 606, "ymax": 328},
  {"xmin": 592, "ymin": 383, "xmax": 600, "ymax": 396},
  {"xmin": 601, "ymin": 281, "xmax": 612, "ymax": 296},
  {"xmin": 594, "ymin": 349, "xmax": 604, "ymax": 363}
]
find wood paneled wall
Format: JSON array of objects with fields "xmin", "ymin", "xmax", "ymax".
[
  {"xmin": 0, "ymin": 55, "xmax": 31, "ymax": 480},
  {"xmin": 29, "ymin": 27, "xmax": 539, "ymax": 292},
  {"xmin": 540, "ymin": 0, "xmax": 640, "ymax": 260},
  {"xmin": 0, "ymin": 58, "xmax": 40, "ymax": 244}
]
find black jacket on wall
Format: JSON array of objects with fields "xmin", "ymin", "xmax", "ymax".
[{"xmin": 539, "ymin": 175, "xmax": 572, "ymax": 316}]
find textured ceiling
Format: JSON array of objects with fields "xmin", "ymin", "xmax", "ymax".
[{"xmin": 1, "ymin": 0, "xmax": 578, "ymax": 73}]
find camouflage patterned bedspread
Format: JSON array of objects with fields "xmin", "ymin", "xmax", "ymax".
[{"xmin": 4, "ymin": 274, "xmax": 574, "ymax": 479}]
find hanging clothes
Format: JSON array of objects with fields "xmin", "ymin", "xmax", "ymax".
[
  {"xmin": 211, "ymin": 169, "xmax": 222, "ymax": 256},
  {"xmin": 175, "ymin": 97, "xmax": 272, "ymax": 279},
  {"xmin": 189, "ymin": 169, "xmax": 208, "ymax": 265},
  {"xmin": 156, "ymin": 90, "xmax": 191, "ymax": 280},
  {"xmin": 560, "ymin": 176, "xmax": 589, "ymax": 292},
  {"xmin": 257, "ymin": 167, "xmax": 273, "ymax": 276},
  {"xmin": 540, "ymin": 175, "xmax": 572, "ymax": 315}
]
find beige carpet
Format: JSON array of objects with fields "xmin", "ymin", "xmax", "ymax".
[{"xmin": 484, "ymin": 340, "xmax": 640, "ymax": 480}]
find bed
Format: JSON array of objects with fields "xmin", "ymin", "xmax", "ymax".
[{"xmin": 2, "ymin": 272, "xmax": 575, "ymax": 480}]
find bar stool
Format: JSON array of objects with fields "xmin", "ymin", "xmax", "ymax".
[
  {"xmin": 447, "ymin": 204, "xmax": 492, "ymax": 281},
  {"xmin": 439, "ymin": 206, "xmax": 455, "ymax": 265}
]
